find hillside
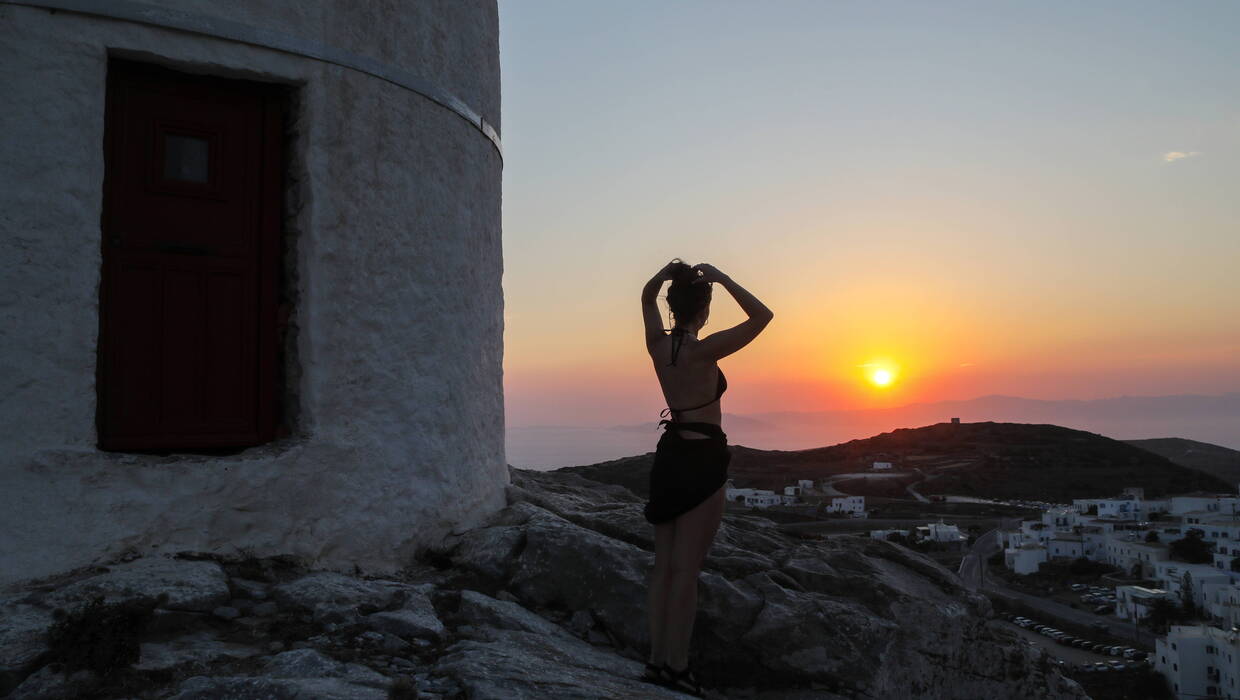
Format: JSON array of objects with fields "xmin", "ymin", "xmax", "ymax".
[
  {"xmin": 556, "ymin": 421, "xmax": 1234, "ymax": 504},
  {"xmin": 1125, "ymin": 438, "xmax": 1240, "ymax": 487}
]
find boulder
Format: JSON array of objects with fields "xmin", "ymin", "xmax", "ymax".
[
  {"xmin": 7, "ymin": 665, "xmax": 97, "ymax": 700},
  {"xmin": 38, "ymin": 557, "xmax": 230, "ymax": 613},
  {"xmin": 501, "ymin": 508, "xmax": 652, "ymax": 650},
  {"xmin": 169, "ymin": 675, "xmax": 388, "ymax": 700},
  {"xmin": 270, "ymin": 572, "xmax": 412, "ymax": 614},
  {"xmin": 133, "ymin": 630, "xmax": 264, "ymax": 672},
  {"xmin": 263, "ymin": 648, "xmax": 390, "ymax": 688},
  {"xmin": 361, "ymin": 588, "xmax": 445, "ymax": 640},
  {"xmin": 434, "ymin": 626, "xmax": 685, "ymax": 700},
  {"xmin": 0, "ymin": 601, "xmax": 54, "ymax": 692},
  {"xmin": 363, "ymin": 607, "xmax": 446, "ymax": 641},
  {"xmin": 453, "ymin": 589, "xmax": 574, "ymax": 639}
]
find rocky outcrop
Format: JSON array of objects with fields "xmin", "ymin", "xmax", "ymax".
[
  {"xmin": 439, "ymin": 467, "xmax": 1091, "ymax": 699},
  {"xmin": 0, "ymin": 466, "xmax": 1089, "ymax": 699}
]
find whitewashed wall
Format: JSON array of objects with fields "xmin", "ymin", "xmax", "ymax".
[{"xmin": 0, "ymin": 1, "xmax": 506, "ymax": 587}]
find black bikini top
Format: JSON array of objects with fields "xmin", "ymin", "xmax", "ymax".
[{"xmin": 663, "ymin": 327, "xmax": 728, "ymax": 416}]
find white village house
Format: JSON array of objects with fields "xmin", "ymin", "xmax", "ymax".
[
  {"xmin": 0, "ymin": 1, "xmax": 505, "ymax": 588},
  {"xmin": 917, "ymin": 519, "xmax": 967, "ymax": 548},
  {"xmin": 1115, "ymin": 586, "xmax": 1172, "ymax": 624},
  {"xmin": 1156, "ymin": 625, "xmax": 1240, "ymax": 700},
  {"xmin": 826, "ymin": 495, "xmax": 867, "ymax": 518},
  {"xmin": 1005, "ymin": 543, "xmax": 1049, "ymax": 575},
  {"xmin": 725, "ymin": 480, "xmax": 782, "ymax": 508}
]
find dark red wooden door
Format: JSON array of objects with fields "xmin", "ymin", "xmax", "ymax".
[{"xmin": 99, "ymin": 60, "xmax": 283, "ymax": 450}]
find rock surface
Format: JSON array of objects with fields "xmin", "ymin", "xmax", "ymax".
[{"xmin": 0, "ymin": 466, "xmax": 1091, "ymax": 699}]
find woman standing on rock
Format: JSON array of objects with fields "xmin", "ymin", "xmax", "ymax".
[{"xmin": 638, "ymin": 259, "xmax": 773, "ymax": 696}]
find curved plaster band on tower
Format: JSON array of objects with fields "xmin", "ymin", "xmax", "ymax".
[{"xmin": 0, "ymin": 0, "xmax": 503, "ymax": 157}]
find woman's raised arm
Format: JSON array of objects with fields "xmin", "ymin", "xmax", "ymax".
[
  {"xmin": 693, "ymin": 264, "xmax": 773, "ymax": 360},
  {"xmin": 641, "ymin": 259, "xmax": 682, "ymax": 348}
]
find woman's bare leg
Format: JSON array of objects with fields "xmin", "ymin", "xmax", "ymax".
[
  {"xmin": 648, "ymin": 520, "xmax": 676, "ymax": 665},
  {"xmin": 663, "ymin": 484, "xmax": 726, "ymax": 671}
]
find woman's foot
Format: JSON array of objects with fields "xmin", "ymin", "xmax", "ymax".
[
  {"xmin": 663, "ymin": 662, "xmax": 705, "ymax": 697},
  {"xmin": 641, "ymin": 660, "xmax": 673, "ymax": 685}
]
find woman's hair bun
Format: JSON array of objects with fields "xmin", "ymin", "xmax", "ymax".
[
  {"xmin": 668, "ymin": 261, "xmax": 697, "ymax": 285},
  {"xmin": 666, "ymin": 260, "xmax": 711, "ymax": 325}
]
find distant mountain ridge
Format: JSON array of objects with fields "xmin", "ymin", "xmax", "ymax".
[
  {"xmin": 1125, "ymin": 438, "xmax": 1240, "ymax": 487},
  {"xmin": 562, "ymin": 421, "xmax": 1234, "ymax": 504},
  {"xmin": 508, "ymin": 392, "xmax": 1239, "ymax": 469},
  {"xmin": 601, "ymin": 393, "xmax": 1240, "ymax": 453}
]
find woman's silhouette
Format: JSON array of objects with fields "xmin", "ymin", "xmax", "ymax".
[{"xmin": 639, "ymin": 259, "xmax": 773, "ymax": 695}]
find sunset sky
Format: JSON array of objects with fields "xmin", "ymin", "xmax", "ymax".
[{"xmin": 497, "ymin": 1, "xmax": 1240, "ymax": 429}]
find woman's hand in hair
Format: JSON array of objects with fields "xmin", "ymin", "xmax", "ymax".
[
  {"xmin": 658, "ymin": 258, "xmax": 686, "ymax": 281},
  {"xmin": 692, "ymin": 263, "xmax": 728, "ymax": 285}
]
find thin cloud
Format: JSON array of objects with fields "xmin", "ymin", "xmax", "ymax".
[{"xmin": 1163, "ymin": 150, "xmax": 1201, "ymax": 163}]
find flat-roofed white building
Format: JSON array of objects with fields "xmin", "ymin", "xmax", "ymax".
[
  {"xmin": 1005, "ymin": 543, "xmax": 1048, "ymax": 575},
  {"xmin": 1020, "ymin": 521, "xmax": 1052, "ymax": 546},
  {"xmin": 726, "ymin": 486, "xmax": 783, "ymax": 508},
  {"xmin": 1156, "ymin": 624, "xmax": 1240, "ymax": 700},
  {"xmin": 1171, "ymin": 495, "xmax": 1240, "ymax": 517},
  {"xmin": 1207, "ymin": 584, "xmax": 1240, "ymax": 630},
  {"xmin": 918, "ymin": 519, "xmax": 968, "ymax": 546},
  {"xmin": 782, "ymin": 485, "xmax": 803, "ymax": 504},
  {"xmin": 1154, "ymin": 562, "xmax": 1237, "ymax": 612},
  {"xmin": 1115, "ymin": 585, "xmax": 1170, "ymax": 623},
  {"xmin": 797, "ymin": 479, "xmax": 815, "ymax": 491},
  {"xmin": 1048, "ymin": 534, "xmax": 1084, "ymax": 559},
  {"xmin": 827, "ymin": 495, "xmax": 866, "ymax": 517},
  {"xmin": 1071, "ymin": 487, "xmax": 1170, "ymax": 521},
  {"xmin": 1000, "ymin": 529, "xmax": 1026, "ymax": 548},
  {"xmin": 1099, "ymin": 535, "xmax": 1170, "ymax": 578},
  {"xmin": 1042, "ymin": 507, "xmax": 1087, "ymax": 532},
  {"xmin": 872, "ymin": 461, "xmax": 893, "ymax": 470}
]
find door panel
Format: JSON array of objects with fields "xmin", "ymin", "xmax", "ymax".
[{"xmin": 99, "ymin": 60, "xmax": 282, "ymax": 450}]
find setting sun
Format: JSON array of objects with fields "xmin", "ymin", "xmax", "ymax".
[{"xmin": 870, "ymin": 369, "xmax": 894, "ymax": 387}]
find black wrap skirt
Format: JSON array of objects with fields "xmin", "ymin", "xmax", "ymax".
[{"xmin": 643, "ymin": 421, "xmax": 732, "ymax": 525}]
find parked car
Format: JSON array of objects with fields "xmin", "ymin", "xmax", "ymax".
[
  {"xmin": 1093, "ymin": 604, "xmax": 1114, "ymax": 615},
  {"xmin": 1109, "ymin": 662, "xmax": 1128, "ymax": 671},
  {"xmin": 1070, "ymin": 583, "xmax": 1087, "ymax": 591}
]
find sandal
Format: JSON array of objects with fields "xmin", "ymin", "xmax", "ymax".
[
  {"xmin": 664, "ymin": 663, "xmax": 705, "ymax": 697},
  {"xmin": 641, "ymin": 661, "xmax": 673, "ymax": 685}
]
